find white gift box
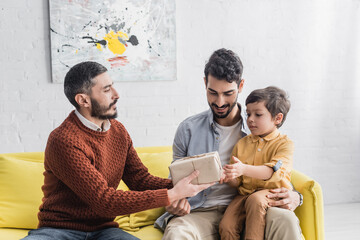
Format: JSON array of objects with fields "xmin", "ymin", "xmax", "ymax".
[{"xmin": 169, "ymin": 151, "xmax": 222, "ymax": 185}]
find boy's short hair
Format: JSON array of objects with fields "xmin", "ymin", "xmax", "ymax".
[{"xmin": 246, "ymin": 86, "xmax": 291, "ymax": 128}]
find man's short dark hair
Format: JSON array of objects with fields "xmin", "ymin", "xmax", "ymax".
[
  {"xmin": 204, "ymin": 48, "xmax": 243, "ymax": 86},
  {"xmin": 64, "ymin": 61, "xmax": 107, "ymax": 109},
  {"xmin": 246, "ymin": 86, "xmax": 291, "ymax": 128}
]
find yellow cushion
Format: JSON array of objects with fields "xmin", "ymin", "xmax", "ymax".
[
  {"xmin": 291, "ymin": 170, "xmax": 325, "ymax": 240},
  {"xmin": 0, "ymin": 152, "xmax": 44, "ymax": 229},
  {"xmin": 114, "ymin": 214, "xmax": 131, "ymax": 231},
  {"xmin": 115, "ymin": 147, "xmax": 173, "ymax": 230},
  {"xmin": 125, "ymin": 225, "xmax": 164, "ymax": 240},
  {"xmin": 0, "ymin": 228, "xmax": 29, "ymax": 239}
]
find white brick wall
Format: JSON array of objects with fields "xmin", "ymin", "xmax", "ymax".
[{"xmin": 0, "ymin": 0, "xmax": 359, "ymax": 204}]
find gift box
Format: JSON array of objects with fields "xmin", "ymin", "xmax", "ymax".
[{"xmin": 169, "ymin": 151, "xmax": 222, "ymax": 185}]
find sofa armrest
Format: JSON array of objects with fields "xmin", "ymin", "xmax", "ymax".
[{"xmin": 291, "ymin": 170, "xmax": 325, "ymax": 240}]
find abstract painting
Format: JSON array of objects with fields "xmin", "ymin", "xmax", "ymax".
[{"xmin": 49, "ymin": 0, "xmax": 176, "ymax": 83}]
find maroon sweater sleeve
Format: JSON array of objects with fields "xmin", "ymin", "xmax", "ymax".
[{"xmin": 45, "ymin": 130, "xmax": 171, "ymax": 217}]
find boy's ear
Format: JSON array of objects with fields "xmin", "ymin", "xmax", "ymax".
[
  {"xmin": 75, "ymin": 93, "xmax": 91, "ymax": 108},
  {"xmin": 274, "ymin": 113, "xmax": 284, "ymax": 125},
  {"xmin": 204, "ymin": 77, "xmax": 207, "ymax": 88}
]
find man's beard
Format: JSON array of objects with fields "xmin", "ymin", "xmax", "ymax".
[
  {"xmin": 90, "ymin": 98, "xmax": 118, "ymax": 120},
  {"xmin": 209, "ymin": 99, "xmax": 237, "ymax": 119}
]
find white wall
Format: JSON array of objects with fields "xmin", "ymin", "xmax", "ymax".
[{"xmin": 1, "ymin": 0, "xmax": 359, "ymax": 204}]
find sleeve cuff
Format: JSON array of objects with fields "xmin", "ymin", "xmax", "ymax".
[
  {"xmin": 293, "ymin": 190, "xmax": 303, "ymax": 206},
  {"xmin": 264, "ymin": 160, "xmax": 283, "ymax": 172}
]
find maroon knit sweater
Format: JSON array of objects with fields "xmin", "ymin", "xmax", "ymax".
[{"xmin": 38, "ymin": 111, "xmax": 173, "ymax": 231}]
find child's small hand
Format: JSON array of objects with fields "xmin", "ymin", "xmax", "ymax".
[
  {"xmin": 223, "ymin": 156, "xmax": 245, "ymax": 180},
  {"xmin": 219, "ymin": 171, "xmax": 226, "ymax": 184}
]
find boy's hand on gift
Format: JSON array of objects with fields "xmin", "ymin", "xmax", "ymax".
[
  {"xmin": 223, "ymin": 156, "xmax": 245, "ymax": 181},
  {"xmin": 219, "ymin": 172, "xmax": 225, "ymax": 184}
]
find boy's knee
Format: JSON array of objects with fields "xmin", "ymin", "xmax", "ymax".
[{"xmin": 245, "ymin": 192, "xmax": 268, "ymax": 211}]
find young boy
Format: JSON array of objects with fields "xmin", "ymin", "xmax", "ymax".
[{"xmin": 219, "ymin": 86, "xmax": 294, "ymax": 240}]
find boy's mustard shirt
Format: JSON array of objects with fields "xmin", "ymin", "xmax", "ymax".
[{"xmin": 231, "ymin": 129, "xmax": 294, "ymax": 195}]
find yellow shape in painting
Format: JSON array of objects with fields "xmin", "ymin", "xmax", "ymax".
[
  {"xmin": 104, "ymin": 30, "xmax": 129, "ymax": 55},
  {"xmin": 75, "ymin": 49, "xmax": 78, "ymax": 54},
  {"xmin": 96, "ymin": 43, "xmax": 103, "ymax": 51}
]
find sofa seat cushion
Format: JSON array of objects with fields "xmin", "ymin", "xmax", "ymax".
[
  {"xmin": 0, "ymin": 228, "xmax": 29, "ymax": 239},
  {"xmin": 125, "ymin": 225, "xmax": 164, "ymax": 240}
]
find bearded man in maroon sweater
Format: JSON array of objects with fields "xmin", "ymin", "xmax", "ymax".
[{"xmin": 22, "ymin": 62, "xmax": 213, "ymax": 240}]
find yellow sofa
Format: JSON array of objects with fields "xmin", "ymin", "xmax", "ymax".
[{"xmin": 0, "ymin": 146, "xmax": 324, "ymax": 240}]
